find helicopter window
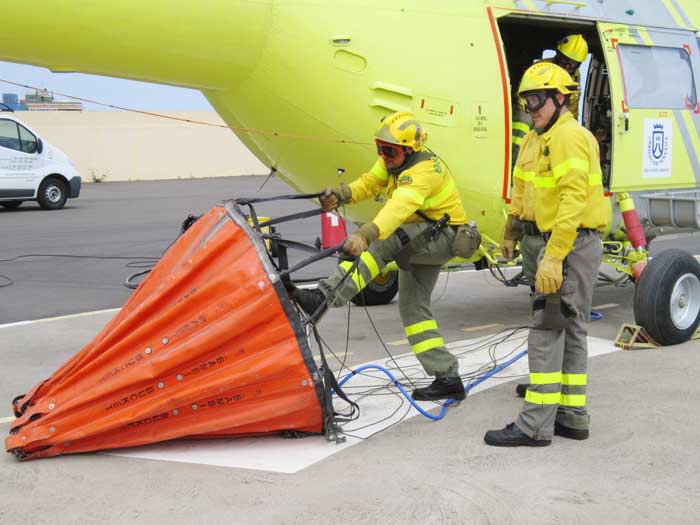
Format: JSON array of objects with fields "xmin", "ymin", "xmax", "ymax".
[{"xmin": 617, "ymin": 45, "xmax": 697, "ymax": 109}]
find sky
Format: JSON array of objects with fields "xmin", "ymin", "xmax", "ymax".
[{"xmin": 0, "ymin": 61, "xmax": 213, "ymax": 111}]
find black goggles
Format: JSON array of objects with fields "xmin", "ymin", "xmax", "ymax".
[
  {"xmin": 521, "ymin": 91, "xmax": 551, "ymax": 113},
  {"xmin": 375, "ymin": 141, "xmax": 402, "ymax": 159},
  {"xmin": 554, "ymin": 54, "xmax": 580, "ymax": 74}
]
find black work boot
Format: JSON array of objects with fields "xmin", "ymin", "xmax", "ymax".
[
  {"xmin": 411, "ymin": 377, "xmax": 466, "ymax": 401},
  {"xmin": 289, "ymin": 287, "xmax": 328, "ymax": 318},
  {"xmin": 515, "ymin": 383, "xmax": 529, "ymax": 398},
  {"xmin": 484, "ymin": 422, "xmax": 551, "ymax": 447},
  {"xmin": 554, "ymin": 421, "xmax": 589, "ymax": 440}
]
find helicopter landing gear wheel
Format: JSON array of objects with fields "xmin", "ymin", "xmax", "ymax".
[{"xmin": 634, "ymin": 249, "xmax": 700, "ymax": 345}]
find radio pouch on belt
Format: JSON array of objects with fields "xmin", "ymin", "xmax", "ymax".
[{"xmin": 452, "ymin": 221, "xmax": 481, "ymax": 259}]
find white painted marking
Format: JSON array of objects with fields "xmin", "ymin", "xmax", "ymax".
[
  {"xmin": 387, "ymin": 339, "xmax": 408, "ymax": 346},
  {"xmin": 0, "ymin": 416, "xmax": 15, "ymax": 424},
  {"xmin": 108, "ymin": 334, "xmax": 619, "ymax": 474},
  {"xmin": 592, "ymin": 303, "xmax": 620, "ymax": 311},
  {"xmin": 462, "ymin": 323, "xmax": 502, "ymax": 332},
  {"xmin": 0, "ymin": 308, "xmax": 120, "ymax": 330}
]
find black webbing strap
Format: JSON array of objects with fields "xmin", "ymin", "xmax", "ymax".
[
  {"xmin": 312, "ymin": 326, "xmax": 359, "ymax": 441},
  {"xmin": 235, "ymin": 192, "xmax": 324, "ymax": 205},
  {"xmin": 394, "ymin": 227, "xmax": 411, "ymax": 246}
]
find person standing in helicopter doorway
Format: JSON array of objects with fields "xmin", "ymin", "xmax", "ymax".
[{"xmin": 487, "ymin": 62, "xmax": 606, "ymax": 447}]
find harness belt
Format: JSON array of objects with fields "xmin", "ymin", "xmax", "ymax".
[
  {"xmin": 521, "ymin": 220, "xmax": 540, "ymax": 236},
  {"xmin": 541, "ymin": 228, "xmax": 598, "ymax": 243}
]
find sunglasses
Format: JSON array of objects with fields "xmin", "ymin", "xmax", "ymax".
[
  {"xmin": 375, "ymin": 141, "xmax": 403, "ymax": 159},
  {"xmin": 521, "ymin": 91, "xmax": 550, "ymax": 113}
]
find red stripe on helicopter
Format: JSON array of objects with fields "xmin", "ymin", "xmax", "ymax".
[{"xmin": 487, "ymin": 7, "xmax": 511, "ymax": 200}]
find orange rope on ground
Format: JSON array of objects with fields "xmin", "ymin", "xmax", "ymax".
[{"xmin": 0, "ymin": 78, "xmax": 373, "ymax": 146}]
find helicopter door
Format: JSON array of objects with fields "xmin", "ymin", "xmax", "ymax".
[{"xmin": 597, "ymin": 22, "xmax": 700, "ymax": 191}]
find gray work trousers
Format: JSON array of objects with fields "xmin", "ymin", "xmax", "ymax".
[
  {"xmin": 520, "ymin": 233, "xmax": 545, "ymax": 287},
  {"xmin": 515, "ymin": 230, "xmax": 602, "ymax": 440},
  {"xmin": 318, "ymin": 223, "xmax": 459, "ymax": 378}
]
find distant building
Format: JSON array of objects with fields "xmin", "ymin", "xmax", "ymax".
[
  {"xmin": 1, "ymin": 93, "xmax": 25, "ymax": 111},
  {"xmin": 23, "ymin": 89, "xmax": 83, "ymax": 111}
]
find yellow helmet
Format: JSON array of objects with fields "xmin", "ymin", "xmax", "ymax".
[
  {"xmin": 518, "ymin": 62, "xmax": 579, "ymax": 97},
  {"xmin": 374, "ymin": 111, "xmax": 427, "ymax": 152},
  {"xmin": 557, "ymin": 34, "xmax": 588, "ymax": 63}
]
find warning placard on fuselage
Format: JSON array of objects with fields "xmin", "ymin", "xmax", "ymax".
[{"xmin": 471, "ymin": 102, "xmax": 489, "ymax": 138}]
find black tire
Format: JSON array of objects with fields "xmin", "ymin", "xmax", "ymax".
[
  {"xmin": 1, "ymin": 200, "xmax": 22, "ymax": 210},
  {"xmin": 351, "ymin": 270, "xmax": 399, "ymax": 306},
  {"xmin": 37, "ymin": 177, "xmax": 68, "ymax": 210},
  {"xmin": 634, "ymin": 249, "xmax": 700, "ymax": 345}
]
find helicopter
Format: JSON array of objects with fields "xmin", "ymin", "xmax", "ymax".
[{"xmin": 1, "ymin": 0, "xmax": 700, "ymax": 344}]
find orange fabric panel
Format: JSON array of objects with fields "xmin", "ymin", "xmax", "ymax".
[{"xmin": 6, "ymin": 203, "xmax": 324, "ymax": 460}]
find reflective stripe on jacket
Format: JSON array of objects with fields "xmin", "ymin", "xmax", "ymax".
[
  {"xmin": 510, "ymin": 130, "xmax": 538, "ymax": 223},
  {"xmin": 349, "ymin": 150, "xmax": 468, "ymax": 239}
]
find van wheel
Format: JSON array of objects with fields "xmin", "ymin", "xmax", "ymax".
[
  {"xmin": 1, "ymin": 200, "xmax": 22, "ymax": 210},
  {"xmin": 351, "ymin": 271, "xmax": 398, "ymax": 306},
  {"xmin": 37, "ymin": 177, "xmax": 67, "ymax": 210},
  {"xmin": 634, "ymin": 249, "xmax": 700, "ymax": 345}
]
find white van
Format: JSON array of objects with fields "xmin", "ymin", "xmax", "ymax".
[{"xmin": 0, "ymin": 112, "xmax": 81, "ymax": 210}]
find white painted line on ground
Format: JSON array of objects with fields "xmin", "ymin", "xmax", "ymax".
[
  {"xmin": 0, "ymin": 308, "xmax": 121, "ymax": 330},
  {"xmin": 0, "ymin": 416, "xmax": 15, "ymax": 424},
  {"xmin": 108, "ymin": 334, "xmax": 619, "ymax": 474},
  {"xmin": 462, "ymin": 323, "xmax": 503, "ymax": 332},
  {"xmin": 387, "ymin": 339, "xmax": 408, "ymax": 346},
  {"xmin": 592, "ymin": 303, "xmax": 620, "ymax": 310}
]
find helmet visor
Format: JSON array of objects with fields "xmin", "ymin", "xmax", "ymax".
[
  {"xmin": 375, "ymin": 140, "xmax": 403, "ymax": 160},
  {"xmin": 521, "ymin": 91, "xmax": 550, "ymax": 113}
]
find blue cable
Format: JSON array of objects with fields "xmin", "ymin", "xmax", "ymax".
[
  {"xmin": 590, "ymin": 310, "xmax": 603, "ymax": 321},
  {"xmin": 336, "ymin": 348, "xmax": 529, "ymax": 421}
]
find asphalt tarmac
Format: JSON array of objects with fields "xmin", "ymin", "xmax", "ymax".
[{"xmin": 1, "ymin": 177, "xmax": 700, "ymax": 524}]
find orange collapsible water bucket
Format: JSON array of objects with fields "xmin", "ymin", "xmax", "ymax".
[{"xmin": 6, "ymin": 201, "xmax": 325, "ymax": 460}]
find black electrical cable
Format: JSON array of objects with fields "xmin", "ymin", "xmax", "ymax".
[
  {"xmin": 0, "ymin": 254, "xmax": 159, "ymax": 264},
  {"xmin": 0, "ymin": 273, "xmax": 14, "ymax": 288}
]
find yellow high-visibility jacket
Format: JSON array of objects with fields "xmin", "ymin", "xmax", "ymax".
[
  {"xmin": 349, "ymin": 150, "xmax": 468, "ymax": 240},
  {"xmin": 516, "ymin": 112, "xmax": 607, "ymax": 259},
  {"xmin": 510, "ymin": 137, "xmax": 537, "ymax": 223},
  {"xmin": 512, "ymin": 105, "xmax": 533, "ymax": 167}
]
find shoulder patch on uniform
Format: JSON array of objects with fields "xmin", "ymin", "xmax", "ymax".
[{"xmin": 398, "ymin": 175, "xmax": 413, "ymax": 186}]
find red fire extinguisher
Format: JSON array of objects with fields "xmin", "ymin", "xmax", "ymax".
[{"xmin": 321, "ymin": 211, "xmax": 348, "ymax": 249}]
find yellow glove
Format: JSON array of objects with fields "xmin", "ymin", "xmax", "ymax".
[
  {"xmin": 319, "ymin": 184, "xmax": 352, "ymax": 212},
  {"xmin": 344, "ymin": 222, "xmax": 379, "ymax": 256},
  {"xmin": 535, "ymin": 255, "xmax": 564, "ymax": 295},
  {"xmin": 501, "ymin": 239, "xmax": 517, "ymax": 261}
]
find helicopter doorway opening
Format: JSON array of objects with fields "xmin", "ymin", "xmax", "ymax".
[{"xmin": 496, "ymin": 16, "xmax": 612, "ymax": 191}]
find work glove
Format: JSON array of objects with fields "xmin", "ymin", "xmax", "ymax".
[
  {"xmin": 502, "ymin": 214, "xmax": 522, "ymax": 241},
  {"xmin": 320, "ymin": 184, "xmax": 352, "ymax": 212},
  {"xmin": 500, "ymin": 214, "xmax": 522, "ymax": 261},
  {"xmin": 343, "ymin": 222, "xmax": 379, "ymax": 256},
  {"xmin": 535, "ymin": 254, "xmax": 564, "ymax": 295},
  {"xmin": 501, "ymin": 239, "xmax": 517, "ymax": 261}
]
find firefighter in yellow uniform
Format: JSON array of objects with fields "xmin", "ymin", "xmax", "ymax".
[
  {"xmin": 290, "ymin": 111, "xmax": 475, "ymax": 402},
  {"xmin": 541, "ymin": 34, "xmax": 588, "ymax": 120},
  {"xmin": 485, "ymin": 63, "xmax": 607, "ymax": 446}
]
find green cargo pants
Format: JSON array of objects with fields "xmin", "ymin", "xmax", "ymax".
[
  {"xmin": 318, "ymin": 222, "xmax": 459, "ymax": 378},
  {"xmin": 516, "ymin": 230, "xmax": 602, "ymax": 440}
]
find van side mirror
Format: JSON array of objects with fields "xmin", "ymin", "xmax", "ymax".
[{"xmin": 36, "ymin": 138, "xmax": 43, "ymax": 154}]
